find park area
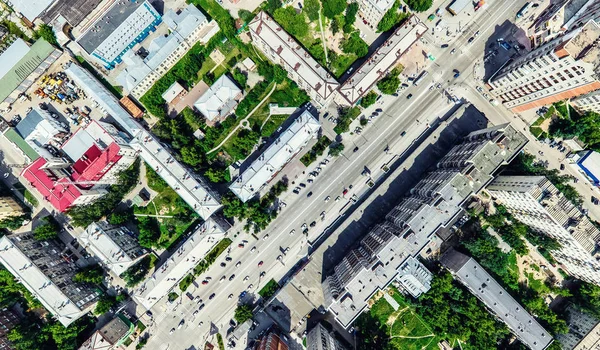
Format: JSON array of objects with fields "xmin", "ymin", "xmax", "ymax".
[{"xmin": 359, "ymin": 286, "xmax": 443, "ymax": 350}]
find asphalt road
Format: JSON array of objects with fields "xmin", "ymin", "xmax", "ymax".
[{"xmin": 142, "ymin": 1, "xmax": 537, "ymax": 349}]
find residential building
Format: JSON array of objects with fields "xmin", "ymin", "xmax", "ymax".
[
  {"xmin": 79, "ymin": 221, "xmax": 148, "ymax": 276},
  {"xmin": 488, "ymin": 20, "xmax": 600, "ymax": 113},
  {"xmin": 193, "ymin": 75, "xmax": 243, "ymax": 123},
  {"xmin": 76, "ymin": 0, "xmax": 161, "ymax": 69},
  {"xmin": 323, "ymin": 121, "xmax": 528, "ymax": 328},
  {"xmin": 572, "ymin": 89, "xmax": 600, "ymax": 112},
  {"xmin": 117, "ymin": 4, "xmax": 219, "ymax": 98},
  {"xmin": 338, "ymin": 16, "xmax": 427, "ymax": 105},
  {"xmin": 78, "ymin": 314, "xmax": 134, "ymax": 350},
  {"xmin": 0, "ymin": 232, "xmax": 99, "ymax": 326},
  {"xmin": 65, "ymin": 62, "xmax": 221, "ymax": 219},
  {"xmin": 133, "ymin": 218, "xmax": 228, "ymax": 309},
  {"xmin": 558, "ymin": 306, "xmax": 600, "ymax": 350},
  {"xmin": 487, "ymin": 175, "xmax": 600, "ymax": 284},
  {"xmin": 254, "ymin": 330, "xmax": 289, "ymax": 350},
  {"xmin": 440, "ymin": 249, "xmax": 553, "ymax": 350},
  {"xmin": 306, "ymin": 322, "xmax": 348, "ymax": 350},
  {"xmin": 0, "ymin": 308, "xmax": 21, "ymax": 350},
  {"xmin": 249, "ymin": 11, "xmax": 340, "ymax": 108},
  {"xmin": 0, "ymin": 197, "xmax": 24, "ymax": 220},
  {"xmin": 229, "ymin": 110, "xmax": 321, "ymax": 202},
  {"xmin": 0, "ymin": 38, "xmax": 61, "ymax": 108},
  {"xmin": 575, "ymin": 150, "xmax": 600, "ymax": 186},
  {"xmin": 356, "ymin": 0, "xmax": 395, "ymax": 28}
]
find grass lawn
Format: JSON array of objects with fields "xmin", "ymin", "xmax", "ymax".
[
  {"xmin": 197, "ymin": 57, "xmax": 216, "ymax": 81},
  {"xmin": 258, "ymin": 279, "xmax": 280, "ymax": 299},
  {"xmin": 212, "ymin": 64, "xmax": 229, "ymax": 80}
]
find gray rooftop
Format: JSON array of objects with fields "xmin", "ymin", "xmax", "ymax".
[
  {"xmin": 41, "ymin": 0, "xmax": 103, "ymax": 26},
  {"xmin": 441, "ymin": 249, "xmax": 553, "ymax": 350}
]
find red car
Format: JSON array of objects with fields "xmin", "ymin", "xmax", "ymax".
[
  {"xmin": 342, "ymin": 189, "xmax": 348, "ymax": 195},
  {"xmin": 258, "ymin": 261, "xmax": 263, "ymax": 267},
  {"xmin": 201, "ymin": 280, "xmax": 209, "ymax": 285},
  {"xmin": 238, "ymin": 243, "xmax": 244, "ymax": 248}
]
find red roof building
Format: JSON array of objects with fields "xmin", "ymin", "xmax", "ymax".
[{"xmin": 71, "ymin": 143, "xmax": 122, "ymax": 187}]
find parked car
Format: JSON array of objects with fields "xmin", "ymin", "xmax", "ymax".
[{"xmin": 406, "ymin": 94, "xmax": 413, "ymax": 99}]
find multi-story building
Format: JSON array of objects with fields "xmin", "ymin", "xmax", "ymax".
[
  {"xmin": 0, "ymin": 38, "xmax": 62, "ymax": 109},
  {"xmin": 77, "ymin": 0, "xmax": 161, "ymax": 69},
  {"xmin": 487, "ymin": 175, "xmax": 600, "ymax": 285},
  {"xmin": 338, "ymin": 16, "xmax": 427, "ymax": 106},
  {"xmin": 571, "ymin": 89, "xmax": 600, "ymax": 112},
  {"xmin": 0, "ymin": 197, "xmax": 24, "ymax": 220},
  {"xmin": 441, "ymin": 249, "xmax": 553, "ymax": 350},
  {"xmin": 356, "ymin": 0, "xmax": 395, "ymax": 28},
  {"xmin": 249, "ymin": 11, "xmax": 340, "ymax": 108},
  {"xmin": 488, "ymin": 20, "xmax": 600, "ymax": 113},
  {"xmin": 0, "ymin": 232, "xmax": 99, "ymax": 326},
  {"xmin": 323, "ymin": 120, "xmax": 528, "ymax": 328},
  {"xmin": 306, "ymin": 322, "xmax": 348, "ymax": 350},
  {"xmin": 0, "ymin": 308, "xmax": 21, "ymax": 350},
  {"xmin": 133, "ymin": 218, "xmax": 227, "ymax": 309},
  {"xmin": 254, "ymin": 330, "xmax": 289, "ymax": 350},
  {"xmin": 558, "ymin": 306, "xmax": 600, "ymax": 350},
  {"xmin": 15, "ymin": 108, "xmax": 68, "ymax": 152},
  {"xmin": 79, "ymin": 221, "xmax": 148, "ymax": 276},
  {"xmin": 193, "ymin": 75, "xmax": 243, "ymax": 124},
  {"xmin": 117, "ymin": 4, "xmax": 219, "ymax": 98},
  {"xmin": 65, "ymin": 62, "xmax": 222, "ymax": 220},
  {"xmin": 230, "ymin": 110, "xmax": 321, "ymax": 202},
  {"xmin": 78, "ymin": 314, "xmax": 133, "ymax": 350},
  {"xmin": 575, "ymin": 150, "xmax": 600, "ymax": 187}
]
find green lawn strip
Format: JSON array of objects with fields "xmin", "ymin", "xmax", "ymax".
[
  {"xmin": 179, "ymin": 274, "xmax": 195, "ymax": 292},
  {"xmin": 300, "ymin": 136, "xmax": 332, "ymax": 166},
  {"xmin": 197, "ymin": 57, "xmax": 216, "ymax": 80},
  {"xmin": 193, "ymin": 238, "xmax": 232, "ymax": 276},
  {"xmin": 258, "ymin": 279, "xmax": 280, "ymax": 299}
]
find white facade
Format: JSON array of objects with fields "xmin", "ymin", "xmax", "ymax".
[
  {"xmin": 356, "ymin": 0, "xmax": 394, "ymax": 28},
  {"xmin": 193, "ymin": 75, "xmax": 242, "ymax": 121},
  {"xmin": 572, "ymin": 89, "xmax": 600, "ymax": 112},
  {"xmin": 488, "ymin": 175, "xmax": 600, "ymax": 285},
  {"xmin": 133, "ymin": 218, "xmax": 227, "ymax": 309},
  {"xmin": 229, "ymin": 111, "xmax": 321, "ymax": 202},
  {"xmin": 249, "ymin": 11, "xmax": 340, "ymax": 108},
  {"xmin": 489, "ymin": 20, "xmax": 600, "ymax": 113}
]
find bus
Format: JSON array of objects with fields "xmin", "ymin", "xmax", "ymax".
[
  {"xmin": 413, "ymin": 70, "xmax": 429, "ymax": 86},
  {"xmin": 517, "ymin": 2, "xmax": 531, "ymax": 18}
]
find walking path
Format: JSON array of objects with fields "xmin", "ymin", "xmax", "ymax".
[{"xmin": 207, "ymin": 82, "xmax": 277, "ymax": 154}]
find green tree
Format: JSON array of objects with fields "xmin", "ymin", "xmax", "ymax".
[
  {"xmin": 204, "ymin": 167, "xmax": 231, "ymax": 183},
  {"xmin": 341, "ymin": 31, "xmax": 369, "ymax": 57},
  {"xmin": 232, "ymin": 68, "xmax": 248, "ymax": 88},
  {"xmin": 137, "ymin": 217, "xmax": 161, "ymax": 248},
  {"xmin": 329, "ymin": 142, "xmax": 345, "ymax": 156},
  {"xmin": 238, "ymin": 9, "xmax": 255, "ymax": 23},
  {"xmin": 322, "ymin": 0, "xmax": 346, "ymax": 18},
  {"xmin": 304, "ymin": 0, "xmax": 321, "ymax": 21},
  {"xmin": 360, "ymin": 91, "xmax": 378, "ymax": 108},
  {"xmin": 265, "ymin": 0, "xmax": 283, "ymax": 14},
  {"xmin": 343, "ymin": 3, "xmax": 359, "ymax": 33},
  {"xmin": 109, "ymin": 210, "xmax": 132, "ymax": 225},
  {"xmin": 94, "ymin": 294, "xmax": 117, "ymax": 315},
  {"xmin": 572, "ymin": 281, "xmax": 600, "ymax": 318},
  {"xmin": 121, "ymin": 255, "xmax": 154, "ymax": 287},
  {"xmin": 274, "ymin": 7, "xmax": 309, "ymax": 37},
  {"xmin": 377, "ymin": 1, "xmax": 402, "ymax": 32},
  {"xmin": 222, "ymin": 193, "xmax": 247, "ymax": 218},
  {"xmin": 377, "ymin": 69, "xmax": 401, "ymax": 94},
  {"xmin": 404, "ymin": 0, "xmax": 433, "ymax": 12},
  {"xmin": 0, "ymin": 214, "xmax": 28, "ymax": 230},
  {"xmin": 180, "ymin": 145, "xmax": 204, "ymax": 166},
  {"xmin": 181, "ymin": 107, "xmax": 203, "ymax": 130},
  {"xmin": 73, "ymin": 265, "xmax": 105, "ymax": 285},
  {"xmin": 33, "ymin": 217, "xmax": 59, "ymax": 241},
  {"xmin": 34, "ymin": 24, "xmax": 58, "ymax": 45},
  {"xmin": 330, "ymin": 15, "xmax": 344, "ymax": 34},
  {"xmin": 234, "ymin": 304, "xmax": 254, "ymax": 323}
]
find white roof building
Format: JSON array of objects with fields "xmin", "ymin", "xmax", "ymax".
[
  {"xmin": 61, "ymin": 120, "xmax": 131, "ymax": 162},
  {"xmin": 161, "ymin": 81, "xmax": 187, "ymax": 104},
  {"xmin": 577, "ymin": 150, "xmax": 600, "ymax": 185},
  {"xmin": 0, "ymin": 39, "xmax": 30, "ymax": 79},
  {"xmin": 338, "ymin": 16, "xmax": 428, "ymax": 105},
  {"xmin": 230, "ymin": 110, "xmax": 320, "ymax": 202},
  {"xmin": 249, "ymin": 12, "xmax": 339, "ymax": 108},
  {"xmin": 65, "ymin": 62, "xmax": 221, "ymax": 220},
  {"xmin": 8, "ymin": 0, "xmax": 55, "ymax": 22},
  {"xmin": 80, "ymin": 221, "xmax": 148, "ymax": 276},
  {"xmin": 193, "ymin": 75, "xmax": 242, "ymax": 121},
  {"xmin": 133, "ymin": 218, "xmax": 227, "ymax": 309}
]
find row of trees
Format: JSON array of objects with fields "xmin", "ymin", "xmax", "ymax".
[{"xmin": 549, "ymin": 107, "xmax": 600, "ymax": 151}]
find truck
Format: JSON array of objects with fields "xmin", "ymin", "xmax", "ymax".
[{"xmin": 413, "ymin": 70, "xmax": 429, "ymax": 86}]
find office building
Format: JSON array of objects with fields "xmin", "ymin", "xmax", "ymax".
[
  {"xmin": 65, "ymin": 62, "xmax": 221, "ymax": 219},
  {"xmin": 529, "ymin": 0, "xmax": 600, "ymax": 47},
  {"xmin": 323, "ymin": 122, "xmax": 528, "ymax": 328},
  {"xmin": 117, "ymin": 4, "xmax": 219, "ymax": 98},
  {"xmin": 575, "ymin": 150, "xmax": 600, "ymax": 186},
  {"xmin": 80, "ymin": 221, "xmax": 148, "ymax": 276},
  {"xmin": 78, "ymin": 314, "xmax": 134, "ymax": 350},
  {"xmin": 0, "ymin": 308, "xmax": 20, "ymax": 350},
  {"xmin": 249, "ymin": 11, "xmax": 340, "ymax": 108},
  {"xmin": 558, "ymin": 306, "xmax": 600, "ymax": 350},
  {"xmin": 230, "ymin": 110, "xmax": 320, "ymax": 202},
  {"xmin": 441, "ymin": 249, "xmax": 553, "ymax": 350},
  {"xmin": 356, "ymin": 0, "xmax": 395, "ymax": 28},
  {"xmin": 306, "ymin": 322, "xmax": 348, "ymax": 350},
  {"xmin": 254, "ymin": 330, "xmax": 289, "ymax": 350},
  {"xmin": 193, "ymin": 75, "xmax": 242, "ymax": 123},
  {"xmin": 133, "ymin": 218, "xmax": 227, "ymax": 309},
  {"xmin": 0, "ymin": 197, "xmax": 24, "ymax": 220},
  {"xmin": 488, "ymin": 20, "xmax": 600, "ymax": 113},
  {"xmin": 0, "ymin": 39, "xmax": 61, "ymax": 108},
  {"xmin": 0, "ymin": 232, "xmax": 99, "ymax": 326},
  {"xmin": 338, "ymin": 16, "xmax": 427, "ymax": 105},
  {"xmin": 77, "ymin": 0, "xmax": 161, "ymax": 68},
  {"xmin": 487, "ymin": 175, "xmax": 600, "ymax": 285}
]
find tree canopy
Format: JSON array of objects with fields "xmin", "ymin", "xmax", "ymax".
[
  {"xmin": 34, "ymin": 24, "xmax": 58, "ymax": 46},
  {"xmin": 377, "ymin": 69, "xmax": 401, "ymax": 94},
  {"xmin": 94, "ymin": 294, "xmax": 117, "ymax": 315},
  {"xmin": 274, "ymin": 7, "xmax": 309, "ymax": 38},
  {"xmin": 341, "ymin": 32, "xmax": 369, "ymax": 58},
  {"xmin": 377, "ymin": 1, "xmax": 404, "ymax": 32},
  {"xmin": 33, "ymin": 217, "xmax": 59, "ymax": 241},
  {"xmin": 360, "ymin": 91, "xmax": 378, "ymax": 108},
  {"xmin": 322, "ymin": 0, "xmax": 345, "ymax": 18},
  {"xmin": 234, "ymin": 304, "xmax": 253, "ymax": 323},
  {"xmin": 304, "ymin": 0, "xmax": 321, "ymax": 21},
  {"xmin": 344, "ymin": 3, "xmax": 359, "ymax": 33},
  {"xmin": 73, "ymin": 265, "xmax": 105, "ymax": 285},
  {"xmin": 404, "ymin": 0, "xmax": 433, "ymax": 12}
]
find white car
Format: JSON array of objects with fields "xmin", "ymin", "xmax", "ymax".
[
  {"xmin": 301, "ymin": 223, "xmax": 307, "ymax": 229},
  {"xmin": 250, "ymin": 246, "xmax": 257, "ymax": 253},
  {"xmin": 248, "ymin": 284, "xmax": 253, "ymax": 289},
  {"xmin": 335, "ymin": 196, "xmax": 341, "ymax": 202},
  {"xmin": 324, "ymin": 196, "xmax": 330, "ymax": 202},
  {"xmin": 263, "ymin": 234, "xmax": 269, "ymax": 240},
  {"xmin": 243, "ymin": 276, "xmax": 249, "ymax": 282},
  {"xmin": 169, "ymin": 328, "xmax": 175, "ymax": 334},
  {"xmin": 198, "ymin": 321, "xmax": 203, "ymax": 327},
  {"xmin": 228, "ymin": 294, "xmax": 233, "ymax": 299},
  {"xmin": 236, "ymin": 261, "xmax": 242, "ymax": 268},
  {"xmin": 289, "ymin": 229, "xmax": 295, "ymax": 235}
]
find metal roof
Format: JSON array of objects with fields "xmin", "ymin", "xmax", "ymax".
[
  {"xmin": 2, "ymin": 128, "xmax": 39, "ymax": 161},
  {"xmin": 193, "ymin": 75, "xmax": 242, "ymax": 121},
  {"xmin": 8, "ymin": 0, "xmax": 55, "ymax": 21},
  {"xmin": 162, "ymin": 4, "xmax": 207, "ymax": 39}
]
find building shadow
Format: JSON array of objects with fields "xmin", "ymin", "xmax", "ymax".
[{"xmin": 482, "ymin": 20, "xmax": 529, "ymax": 82}]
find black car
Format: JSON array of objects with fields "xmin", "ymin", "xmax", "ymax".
[
  {"xmin": 186, "ymin": 292, "xmax": 194, "ymax": 300},
  {"xmin": 145, "ymin": 310, "xmax": 153, "ymax": 318},
  {"xmin": 209, "ymin": 293, "xmax": 216, "ymax": 300},
  {"xmin": 198, "ymin": 303, "xmax": 205, "ymax": 310},
  {"xmin": 225, "ymin": 256, "xmax": 232, "ymax": 262},
  {"xmin": 306, "ymin": 191, "xmax": 313, "ymax": 198},
  {"xmin": 441, "ymin": 44, "xmax": 449, "ymax": 48},
  {"xmin": 229, "ymin": 274, "xmax": 236, "ymax": 281},
  {"xmin": 299, "ymin": 183, "xmax": 306, "ymax": 188},
  {"xmin": 220, "ymin": 262, "xmax": 226, "ymax": 267},
  {"xmin": 560, "ymin": 164, "xmax": 565, "ymax": 170},
  {"xmin": 353, "ymin": 147, "xmax": 359, "ymax": 152},
  {"xmin": 406, "ymin": 94, "xmax": 413, "ymax": 99}
]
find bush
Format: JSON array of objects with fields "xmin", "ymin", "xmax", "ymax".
[
  {"xmin": 34, "ymin": 24, "xmax": 58, "ymax": 46},
  {"xmin": 232, "ymin": 68, "xmax": 248, "ymax": 88},
  {"xmin": 238, "ymin": 9, "xmax": 255, "ymax": 23},
  {"xmin": 168, "ymin": 292, "xmax": 179, "ymax": 302},
  {"xmin": 329, "ymin": 142, "xmax": 345, "ymax": 156},
  {"xmin": 33, "ymin": 216, "xmax": 60, "ymax": 241},
  {"xmin": 300, "ymin": 136, "xmax": 332, "ymax": 166},
  {"xmin": 334, "ymin": 106, "xmax": 361, "ymax": 134},
  {"xmin": 179, "ymin": 274, "xmax": 194, "ymax": 292},
  {"xmin": 121, "ymin": 255, "xmax": 155, "ymax": 287},
  {"xmin": 258, "ymin": 279, "xmax": 280, "ymax": 299}
]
